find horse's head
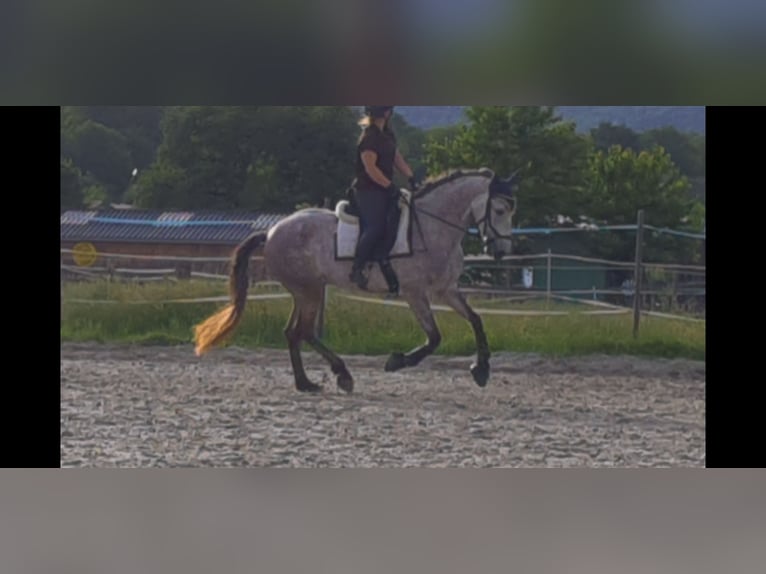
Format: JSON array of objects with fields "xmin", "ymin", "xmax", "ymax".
[{"xmin": 472, "ymin": 170, "xmax": 519, "ymax": 260}]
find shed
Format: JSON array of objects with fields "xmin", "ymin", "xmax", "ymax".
[
  {"xmin": 60, "ymin": 208, "xmax": 290, "ymax": 281},
  {"xmin": 523, "ymin": 255, "xmax": 609, "ymax": 300}
]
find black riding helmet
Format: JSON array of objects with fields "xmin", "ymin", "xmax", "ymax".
[{"xmin": 364, "ymin": 106, "xmax": 394, "ymax": 118}]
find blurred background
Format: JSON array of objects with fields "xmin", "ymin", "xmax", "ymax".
[
  {"xmin": 4, "ymin": 0, "xmax": 765, "ymax": 102},
  {"xmin": 1, "ymin": 469, "xmax": 764, "ymax": 573}
]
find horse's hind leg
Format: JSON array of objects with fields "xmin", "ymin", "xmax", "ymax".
[
  {"xmin": 284, "ymin": 299, "xmax": 322, "ymax": 393},
  {"xmin": 440, "ymin": 288, "xmax": 490, "ymax": 387},
  {"xmin": 289, "ymin": 288, "xmax": 355, "ymax": 394},
  {"xmin": 305, "ymin": 336, "xmax": 354, "ymax": 394},
  {"xmin": 384, "ymin": 292, "xmax": 442, "ymax": 372}
]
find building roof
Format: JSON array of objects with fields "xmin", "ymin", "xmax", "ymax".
[{"xmin": 60, "ymin": 208, "xmax": 290, "ymax": 244}]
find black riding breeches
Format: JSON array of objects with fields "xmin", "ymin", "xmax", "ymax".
[{"xmin": 353, "ymin": 187, "xmax": 399, "ymax": 267}]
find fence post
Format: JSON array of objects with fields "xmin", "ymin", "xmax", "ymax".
[{"xmin": 633, "ymin": 210, "xmax": 645, "ymax": 338}]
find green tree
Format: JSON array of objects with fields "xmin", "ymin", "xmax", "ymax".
[
  {"xmin": 60, "ymin": 157, "xmax": 84, "ymax": 211},
  {"xmin": 135, "ymin": 106, "xmax": 359, "ymax": 211},
  {"xmin": 587, "ymin": 145, "xmax": 691, "ymax": 226},
  {"xmin": 60, "ymin": 112, "xmax": 134, "ymax": 203},
  {"xmin": 640, "ymin": 127, "xmax": 705, "ymax": 203},
  {"xmin": 78, "ymin": 106, "xmax": 163, "ymax": 171},
  {"xmin": 128, "ymin": 162, "xmax": 188, "ymax": 209},
  {"xmin": 639, "ymin": 127, "xmax": 704, "ymax": 178},
  {"xmin": 584, "ymin": 145, "xmax": 695, "ymax": 263},
  {"xmin": 685, "ymin": 201, "xmax": 705, "ymax": 232},
  {"xmin": 424, "ymin": 106, "xmax": 592, "ymax": 228},
  {"xmin": 388, "ymin": 113, "xmax": 428, "ymax": 183},
  {"xmin": 269, "ymin": 106, "xmax": 358, "ymax": 209},
  {"xmin": 589, "ymin": 122, "xmax": 641, "ymax": 153}
]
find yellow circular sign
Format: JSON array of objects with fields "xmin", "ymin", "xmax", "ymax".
[{"xmin": 72, "ymin": 242, "xmax": 98, "ymax": 267}]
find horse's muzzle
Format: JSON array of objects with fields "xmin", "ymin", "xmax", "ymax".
[{"xmin": 484, "ymin": 241, "xmax": 505, "ymax": 261}]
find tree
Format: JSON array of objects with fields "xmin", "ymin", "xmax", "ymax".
[
  {"xmin": 128, "ymin": 162, "xmax": 188, "ymax": 209},
  {"xmin": 135, "ymin": 106, "xmax": 359, "ymax": 211},
  {"xmin": 269, "ymin": 106, "xmax": 359, "ymax": 209},
  {"xmin": 60, "ymin": 157, "xmax": 83, "ymax": 211},
  {"xmin": 78, "ymin": 106, "xmax": 163, "ymax": 170},
  {"xmin": 639, "ymin": 127, "xmax": 704, "ymax": 178},
  {"xmin": 388, "ymin": 113, "xmax": 428, "ymax": 183},
  {"xmin": 424, "ymin": 106, "xmax": 592, "ymax": 228},
  {"xmin": 583, "ymin": 145, "xmax": 696, "ymax": 263},
  {"xmin": 60, "ymin": 111, "xmax": 134, "ymax": 203},
  {"xmin": 587, "ymin": 145, "xmax": 691, "ymax": 226},
  {"xmin": 589, "ymin": 122, "xmax": 641, "ymax": 153}
]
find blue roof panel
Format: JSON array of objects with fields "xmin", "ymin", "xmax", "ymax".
[{"xmin": 60, "ymin": 209, "xmax": 291, "ymax": 244}]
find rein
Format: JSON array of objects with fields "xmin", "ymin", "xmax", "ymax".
[
  {"xmin": 407, "ymin": 187, "xmax": 515, "ymax": 252},
  {"xmin": 406, "ymin": 198, "xmax": 466, "ymax": 254},
  {"xmin": 412, "ymin": 205, "xmax": 467, "ymax": 234}
]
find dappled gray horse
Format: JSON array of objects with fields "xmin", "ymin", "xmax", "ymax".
[{"xmin": 194, "ymin": 167, "xmax": 518, "ymax": 393}]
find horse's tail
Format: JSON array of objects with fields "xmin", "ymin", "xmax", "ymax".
[{"xmin": 194, "ymin": 231, "xmax": 268, "ymax": 356}]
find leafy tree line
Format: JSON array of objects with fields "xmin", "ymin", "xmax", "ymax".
[
  {"xmin": 60, "ymin": 106, "xmax": 162, "ymax": 210},
  {"xmin": 423, "ymin": 107, "xmax": 704, "ymax": 264},
  {"xmin": 61, "ymin": 106, "xmax": 704, "ymax": 263}
]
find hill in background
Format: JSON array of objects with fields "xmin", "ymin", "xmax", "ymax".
[{"xmin": 394, "ymin": 106, "xmax": 706, "ymax": 134}]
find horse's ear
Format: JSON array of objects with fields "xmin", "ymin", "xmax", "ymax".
[{"xmin": 503, "ymin": 168, "xmax": 521, "ymax": 184}]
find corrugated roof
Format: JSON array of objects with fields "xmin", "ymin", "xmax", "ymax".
[{"xmin": 60, "ymin": 208, "xmax": 290, "ymax": 244}]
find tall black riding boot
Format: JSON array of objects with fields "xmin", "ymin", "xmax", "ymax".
[
  {"xmin": 378, "ymin": 258, "xmax": 400, "ymax": 297},
  {"xmin": 349, "ymin": 259, "xmax": 369, "ymax": 290}
]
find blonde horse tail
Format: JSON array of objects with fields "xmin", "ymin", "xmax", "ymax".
[{"xmin": 194, "ymin": 231, "xmax": 268, "ymax": 356}]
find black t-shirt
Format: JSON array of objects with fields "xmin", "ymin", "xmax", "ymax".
[{"xmin": 355, "ymin": 124, "xmax": 397, "ymax": 190}]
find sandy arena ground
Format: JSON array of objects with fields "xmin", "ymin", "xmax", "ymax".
[{"xmin": 61, "ymin": 342, "xmax": 705, "ymax": 467}]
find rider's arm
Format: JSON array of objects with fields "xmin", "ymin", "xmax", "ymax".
[{"xmin": 394, "ymin": 149, "xmax": 414, "ymax": 180}]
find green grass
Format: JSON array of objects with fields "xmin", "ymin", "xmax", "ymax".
[{"xmin": 61, "ymin": 280, "xmax": 705, "ymax": 361}]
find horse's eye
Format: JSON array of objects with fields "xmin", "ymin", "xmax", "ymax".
[{"xmin": 494, "ymin": 209, "xmax": 505, "ymax": 216}]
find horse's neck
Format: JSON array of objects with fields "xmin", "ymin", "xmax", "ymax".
[{"xmin": 419, "ymin": 177, "xmax": 484, "ymax": 225}]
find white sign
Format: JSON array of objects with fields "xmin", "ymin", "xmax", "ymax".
[{"xmin": 523, "ymin": 267, "xmax": 534, "ymax": 289}]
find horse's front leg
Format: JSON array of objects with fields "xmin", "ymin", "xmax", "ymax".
[
  {"xmin": 440, "ymin": 287, "xmax": 490, "ymax": 387},
  {"xmin": 384, "ymin": 292, "xmax": 442, "ymax": 372}
]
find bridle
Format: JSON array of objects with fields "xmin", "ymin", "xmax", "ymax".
[
  {"xmin": 474, "ymin": 185, "xmax": 516, "ymax": 255},
  {"xmin": 409, "ymin": 174, "xmax": 518, "ymax": 251},
  {"xmin": 475, "ymin": 190, "xmax": 516, "ymax": 242}
]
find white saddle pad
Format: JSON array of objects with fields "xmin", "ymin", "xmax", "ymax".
[{"xmin": 334, "ymin": 189, "xmax": 413, "ymax": 260}]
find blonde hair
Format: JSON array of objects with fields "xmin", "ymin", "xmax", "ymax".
[{"xmin": 357, "ymin": 113, "xmax": 391, "ymax": 131}]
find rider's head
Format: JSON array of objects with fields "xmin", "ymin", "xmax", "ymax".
[
  {"xmin": 364, "ymin": 106, "xmax": 394, "ymax": 119},
  {"xmin": 359, "ymin": 106, "xmax": 395, "ymax": 129}
]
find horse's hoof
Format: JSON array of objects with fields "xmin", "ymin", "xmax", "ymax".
[
  {"xmin": 385, "ymin": 352, "xmax": 406, "ymax": 372},
  {"xmin": 296, "ymin": 380, "xmax": 323, "ymax": 393},
  {"xmin": 470, "ymin": 362, "xmax": 490, "ymax": 387},
  {"xmin": 337, "ymin": 372, "xmax": 354, "ymax": 394}
]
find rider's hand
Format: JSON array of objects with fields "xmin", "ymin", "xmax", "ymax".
[{"xmin": 386, "ymin": 182, "xmax": 400, "ymax": 199}]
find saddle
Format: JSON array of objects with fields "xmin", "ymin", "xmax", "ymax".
[
  {"xmin": 344, "ymin": 186, "xmax": 360, "ymax": 217},
  {"xmin": 334, "ymin": 186, "xmax": 414, "ymax": 261}
]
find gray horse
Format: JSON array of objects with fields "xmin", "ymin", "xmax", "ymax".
[{"xmin": 194, "ymin": 167, "xmax": 519, "ymax": 393}]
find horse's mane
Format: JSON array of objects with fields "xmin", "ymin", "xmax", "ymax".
[{"xmin": 414, "ymin": 168, "xmax": 494, "ymax": 198}]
